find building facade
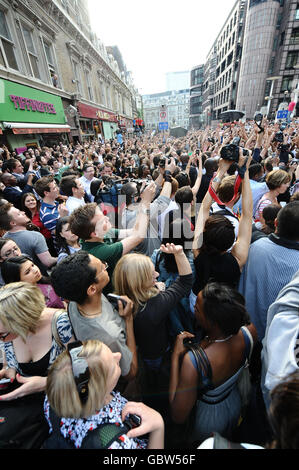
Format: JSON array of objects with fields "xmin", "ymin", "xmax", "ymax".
[
  {"xmin": 189, "ymin": 64, "xmax": 205, "ymax": 129},
  {"xmin": 236, "ymin": 0, "xmax": 299, "ymax": 119},
  {"xmin": 0, "ymin": 0, "xmax": 138, "ymax": 152},
  {"xmin": 143, "ymin": 89, "xmax": 190, "ymax": 131},
  {"xmin": 202, "ymin": 0, "xmax": 248, "ymax": 125}
]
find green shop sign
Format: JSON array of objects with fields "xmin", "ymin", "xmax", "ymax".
[{"xmin": 0, "ymin": 78, "xmax": 67, "ymax": 124}]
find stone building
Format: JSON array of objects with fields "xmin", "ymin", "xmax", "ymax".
[{"xmin": 0, "ymin": 0, "xmax": 138, "ymax": 151}]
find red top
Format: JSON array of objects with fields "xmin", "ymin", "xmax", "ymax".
[{"xmin": 32, "ymin": 211, "xmax": 52, "ymax": 239}]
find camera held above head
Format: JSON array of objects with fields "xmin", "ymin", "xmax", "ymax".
[
  {"xmin": 158, "ymin": 156, "xmax": 171, "ymax": 168},
  {"xmin": 220, "ymin": 144, "xmax": 248, "ymax": 163}
]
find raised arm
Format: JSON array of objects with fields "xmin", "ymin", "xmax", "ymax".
[
  {"xmin": 191, "ymin": 153, "xmax": 203, "ymax": 197},
  {"xmin": 231, "ymin": 149, "xmax": 253, "ymax": 269},
  {"xmin": 192, "ymin": 158, "xmax": 232, "ymax": 258}
]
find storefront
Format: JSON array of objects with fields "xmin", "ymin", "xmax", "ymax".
[
  {"xmin": 77, "ymin": 102, "xmax": 118, "ymax": 142},
  {"xmin": 0, "ymin": 78, "xmax": 70, "ymax": 153},
  {"xmin": 118, "ymin": 115, "xmax": 134, "ymax": 133}
]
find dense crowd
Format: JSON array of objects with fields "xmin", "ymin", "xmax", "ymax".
[{"xmin": 0, "ymin": 117, "xmax": 298, "ymax": 450}]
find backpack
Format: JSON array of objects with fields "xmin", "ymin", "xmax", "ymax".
[{"xmin": 43, "ymin": 407, "xmax": 133, "ymax": 449}]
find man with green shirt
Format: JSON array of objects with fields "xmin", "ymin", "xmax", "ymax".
[{"xmin": 69, "ymin": 182, "xmax": 157, "ymax": 295}]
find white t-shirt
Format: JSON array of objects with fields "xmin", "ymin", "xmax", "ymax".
[
  {"xmin": 198, "ymin": 437, "xmax": 264, "ymax": 449},
  {"xmin": 65, "ymin": 196, "xmax": 85, "ymax": 215}
]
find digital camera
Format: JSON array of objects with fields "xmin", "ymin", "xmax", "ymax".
[{"xmin": 220, "ymin": 144, "xmax": 248, "ymax": 162}]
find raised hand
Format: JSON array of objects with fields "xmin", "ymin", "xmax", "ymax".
[{"xmin": 160, "ymin": 243, "xmax": 183, "ymax": 256}]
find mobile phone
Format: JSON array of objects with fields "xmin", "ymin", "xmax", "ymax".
[
  {"xmin": 107, "ymin": 294, "xmax": 127, "ymax": 310},
  {"xmin": 125, "ymin": 414, "xmax": 142, "ymax": 429},
  {"xmin": 0, "ymin": 378, "xmax": 11, "ymax": 384},
  {"xmin": 183, "ymin": 337, "xmax": 197, "ymax": 346}
]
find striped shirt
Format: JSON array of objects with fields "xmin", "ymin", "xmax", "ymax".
[
  {"xmin": 40, "ymin": 201, "xmax": 60, "ymax": 233},
  {"xmin": 239, "ymin": 236, "xmax": 299, "ymax": 341}
]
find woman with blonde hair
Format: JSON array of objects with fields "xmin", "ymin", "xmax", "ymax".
[
  {"xmin": 0, "ymin": 282, "xmax": 73, "ymax": 448},
  {"xmin": 254, "ymin": 169, "xmax": 291, "ymax": 226},
  {"xmin": 43, "ymin": 339, "xmax": 164, "ymax": 449},
  {"xmin": 113, "ymin": 243, "xmax": 193, "ymax": 414}
]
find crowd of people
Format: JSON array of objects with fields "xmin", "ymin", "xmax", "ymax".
[{"xmin": 0, "ymin": 117, "xmax": 298, "ymax": 450}]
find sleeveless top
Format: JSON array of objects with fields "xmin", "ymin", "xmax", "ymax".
[
  {"xmin": 188, "ymin": 327, "xmax": 253, "ymax": 444},
  {"xmin": 192, "ymin": 251, "xmax": 241, "ymax": 296}
]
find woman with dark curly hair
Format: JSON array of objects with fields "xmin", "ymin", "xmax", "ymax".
[{"xmin": 169, "ymin": 282, "xmax": 257, "ymax": 446}]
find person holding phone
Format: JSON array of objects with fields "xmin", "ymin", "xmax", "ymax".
[{"xmin": 50, "ymin": 251, "xmax": 138, "ymax": 384}]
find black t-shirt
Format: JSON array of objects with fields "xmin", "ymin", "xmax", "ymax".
[{"xmin": 134, "ymin": 273, "xmax": 193, "ymax": 360}]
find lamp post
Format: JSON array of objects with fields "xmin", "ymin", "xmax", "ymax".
[{"xmin": 265, "ymin": 76, "xmax": 280, "ymax": 118}]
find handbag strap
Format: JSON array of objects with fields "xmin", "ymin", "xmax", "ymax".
[
  {"xmin": 51, "ymin": 310, "xmax": 67, "ymax": 349},
  {"xmin": 186, "ymin": 343, "xmax": 213, "ymax": 396},
  {"xmin": 240, "ymin": 326, "xmax": 254, "ymax": 361}
]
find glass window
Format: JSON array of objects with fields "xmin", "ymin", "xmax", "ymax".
[
  {"xmin": 286, "ymin": 51, "xmax": 298, "ymax": 69},
  {"xmin": 85, "ymin": 69, "xmax": 93, "ymax": 101},
  {"xmin": 0, "ymin": 10, "xmax": 18, "ymax": 70},
  {"xmin": 290, "ymin": 28, "xmax": 299, "ymax": 44},
  {"xmin": 22, "ymin": 26, "xmax": 40, "ymax": 79},
  {"xmin": 281, "ymin": 76, "xmax": 293, "ymax": 92}
]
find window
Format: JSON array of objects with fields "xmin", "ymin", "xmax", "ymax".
[
  {"xmin": 0, "ymin": 10, "xmax": 18, "ymax": 69},
  {"xmin": 71, "ymin": 60, "xmax": 81, "ymax": 94},
  {"xmin": 43, "ymin": 40, "xmax": 58, "ymax": 85},
  {"xmin": 22, "ymin": 26, "xmax": 40, "ymax": 79},
  {"xmin": 286, "ymin": 51, "xmax": 298, "ymax": 69},
  {"xmin": 85, "ymin": 69, "xmax": 93, "ymax": 101},
  {"xmin": 281, "ymin": 76, "xmax": 293, "ymax": 93},
  {"xmin": 295, "ymin": 4, "xmax": 299, "ymax": 20},
  {"xmin": 290, "ymin": 28, "xmax": 299, "ymax": 45}
]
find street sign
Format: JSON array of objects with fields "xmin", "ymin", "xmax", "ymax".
[
  {"xmin": 276, "ymin": 110, "xmax": 289, "ymax": 120},
  {"xmin": 160, "ymin": 106, "xmax": 168, "ymax": 122},
  {"xmin": 159, "ymin": 122, "xmax": 168, "ymax": 131}
]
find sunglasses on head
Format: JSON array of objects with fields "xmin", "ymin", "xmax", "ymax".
[{"xmin": 67, "ymin": 341, "xmax": 90, "ymax": 405}]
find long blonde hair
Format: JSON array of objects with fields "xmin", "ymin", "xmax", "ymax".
[
  {"xmin": 113, "ymin": 253, "xmax": 158, "ymax": 315},
  {"xmin": 0, "ymin": 282, "xmax": 45, "ymax": 342},
  {"xmin": 46, "ymin": 340, "xmax": 108, "ymax": 419}
]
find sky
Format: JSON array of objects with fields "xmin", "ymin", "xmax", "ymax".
[{"xmin": 87, "ymin": 0, "xmax": 237, "ymax": 96}]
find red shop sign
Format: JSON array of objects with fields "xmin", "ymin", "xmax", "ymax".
[{"xmin": 78, "ymin": 103, "xmax": 117, "ymax": 122}]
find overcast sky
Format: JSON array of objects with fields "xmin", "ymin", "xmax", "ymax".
[{"xmin": 87, "ymin": 0, "xmax": 237, "ymax": 95}]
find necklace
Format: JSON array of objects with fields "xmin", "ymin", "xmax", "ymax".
[
  {"xmin": 205, "ymin": 334, "xmax": 233, "ymax": 344},
  {"xmin": 78, "ymin": 307, "xmax": 102, "ymax": 318}
]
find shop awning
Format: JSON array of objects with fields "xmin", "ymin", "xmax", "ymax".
[{"xmin": 2, "ymin": 122, "xmax": 71, "ymax": 134}]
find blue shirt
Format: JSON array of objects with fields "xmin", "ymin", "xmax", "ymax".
[
  {"xmin": 40, "ymin": 201, "xmax": 60, "ymax": 233},
  {"xmin": 239, "ymin": 235, "xmax": 299, "ymax": 341},
  {"xmin": 234, "ymin": 180, "xmax": 268, "ymax": 217}
]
